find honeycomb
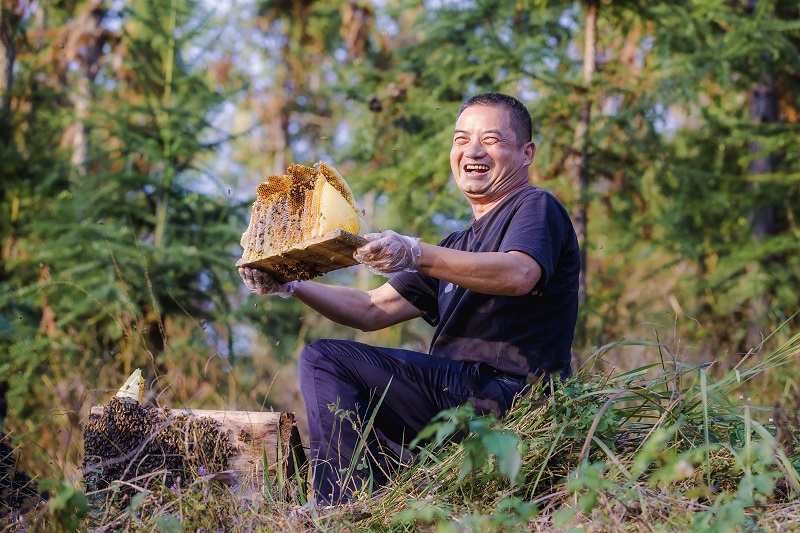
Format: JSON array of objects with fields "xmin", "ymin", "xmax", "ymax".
[
  {"xmin": 115, "ymin": 368, "xmax": 143, "ymax": 404},
  {"xmin": 239, "ymin": 161, "xmax": 367, "ymax": 264}
]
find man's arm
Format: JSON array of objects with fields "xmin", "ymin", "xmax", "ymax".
[
  {"xmin": 355, "ymin": 231, "xmax": 542, "ymax": 296},
  {"xmin": 417, "ymin": 245, "xmax": 541, "ymax": 296},
  {"xmin": 292, "ymin": 280, "xmax": 422, "ymax": 332}
]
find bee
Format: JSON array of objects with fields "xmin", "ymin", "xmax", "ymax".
[{"xmin": 85, "ymin": 397, "xmax": 237, "ymax": 504}]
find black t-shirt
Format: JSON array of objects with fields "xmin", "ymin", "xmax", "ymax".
[{"xmin": 388, "ymin": 185, "xmax": 580, "ymax": 379}]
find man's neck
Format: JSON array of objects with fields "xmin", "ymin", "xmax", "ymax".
[{"xmin": 469, "ymin": 182, "xmax": 529, "ymax": 220}]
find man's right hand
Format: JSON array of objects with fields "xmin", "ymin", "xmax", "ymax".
[{"xmin": 236, "ymin": 261, "xmax": 298, "ymax": 298}]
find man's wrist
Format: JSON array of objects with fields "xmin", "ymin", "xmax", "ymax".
[
  {"xmin": 407, "ymin": 237, "xmax": 422, "ymax": 271},
  {"xmin": 277, "ymin": 280, "xmax": 299, "ymax": 298}
]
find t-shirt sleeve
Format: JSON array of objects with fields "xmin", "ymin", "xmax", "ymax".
[
  {"xmin": 387, "ymin": 270, "xmax": 440, "ymax": 326},
  {"xmin": 499, "ymin": 192, "xmax": 570, "ymax": 290}
]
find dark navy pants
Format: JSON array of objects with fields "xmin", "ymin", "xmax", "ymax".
[{"xmin": 298, "ymin": 339, "xmax": 527, "ymax": 504}]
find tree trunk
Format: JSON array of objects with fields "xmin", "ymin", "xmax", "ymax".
[
  {"xmin": 70, "ymin": 76, "xmax": 91, "ymax": 174},
  {"xmin": 355, "ymin": 190, "xmax": 375, "ymax": 344},
  {"xmin": 57, "ymin": 0, "xmax": 109, "ymax": 175},
  {"xmin": 748, "ymin": 80, "xmax": 777, "ymax": 239},
  {"xmin": 0, "ymin": 5, "xmax": 17, "ymax": 145},
  {"xmin": 744, "ymin": 76, "xmax": 777, "ymax": 350},
  {"xmin": 741, "ymin": 0, "xmax": 778, "ymax": 351},
  {"xmin": 566, "ymin": 0, "xmax": 597, "ymax": 351}
]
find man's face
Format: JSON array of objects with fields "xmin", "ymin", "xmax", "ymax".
[{"xmin": 450, "ymin": 105, "xmax": 535, "ymax": 205}]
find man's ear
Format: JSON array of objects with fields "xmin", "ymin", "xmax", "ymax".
[{"xmin": 525, "ymin": 142, "xmax": 536, "ymax": 164}]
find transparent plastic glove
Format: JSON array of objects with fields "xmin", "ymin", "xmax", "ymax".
[
  {"xmin": 353, "ymin": 230, "xmax": 422, "ymax": 276},
  {"xmin": 236, "ymin": 261, "xmax": 298, "ymax": 298}
]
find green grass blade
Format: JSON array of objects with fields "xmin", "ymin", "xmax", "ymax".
[
  {"xmin": 276, "ymin": 432, "xmax": 284, "ymax": 502},
  {"xmin": 262, "ymin": 443, "xmax": 273, "ymax": 503},
  {"xmin": 341, "ymin": 377, "xmax": 393, "ymax": 496},
  {"xmin": 701, "ymin": 368, "xmax": 711, "ymax": 487}
]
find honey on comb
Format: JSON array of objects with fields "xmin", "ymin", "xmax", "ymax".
[{"xmin": 239, "ymin": 162, "xmax": 367, "ymax": 274}]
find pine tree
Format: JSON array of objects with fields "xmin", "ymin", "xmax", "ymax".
[
  {"xmin": 0, "ymin": 0, "xmax": 248, "ymax": 475},
  {"xmin": 331, "ymin": 1, "xmax": 680, "ymax": 354},
  {"xmin": 645, "ymin": 0, "xmax": 800, "ymax": 356}
]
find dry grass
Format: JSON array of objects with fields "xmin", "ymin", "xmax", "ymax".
[{"xmin": 4, "ymin": 321, "xmax": 800, "ymax": 532}]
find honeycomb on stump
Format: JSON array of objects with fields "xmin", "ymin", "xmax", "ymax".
[
  {"xmin": 82, "ymin": 397, "xmax": 237, "ymax": 505},
  {"xmin": 239, "ymin": 161, "xmax": 368, "ymax": 278}
]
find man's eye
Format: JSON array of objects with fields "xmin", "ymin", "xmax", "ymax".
[
  {"xmin": 483, "ymin": 136, "xmax": 499, "ymax": 144},
  {"xmin": 454, "ymin": 137, "xmax": 468, "ymax": 144}
]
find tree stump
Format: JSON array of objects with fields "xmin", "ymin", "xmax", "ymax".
[{"xmin": 85, "ymin": 403, "xmax": 305, "ymax": 499}]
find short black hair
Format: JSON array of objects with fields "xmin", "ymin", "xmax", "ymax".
[{"xmin": 457, "ymin": 92, "xmax": 532, "ymax": 146}]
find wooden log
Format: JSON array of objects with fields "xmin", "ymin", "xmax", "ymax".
[
  {"xmin": 242, "ymin": 229, "xmax": 367, "ymax": 282},
  {"xmin": 88, "ymin": 406, "xmax": 305, "ymax": 486}
]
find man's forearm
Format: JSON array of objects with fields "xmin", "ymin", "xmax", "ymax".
[
  {"xmin": 417, "ymin": 244, "xmax": 541, "ymax": 296},
  {"xmin": 291, "ymin": 281, "xmax": 374, "ymax": 330}
]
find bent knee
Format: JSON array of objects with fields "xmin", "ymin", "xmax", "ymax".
[
  {"xmin": 298, "ymin": 339, "xmax": 343, "ymax": 376},
  {"xmin": 298, "ymin": 339, "xmax": 357, "ymax": 398}
]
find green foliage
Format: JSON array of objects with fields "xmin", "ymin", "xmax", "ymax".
[
  {"xmin": 39, "ymin": 479, "xmax": 89, "ymax": 533},
  {"xmin": 565, "ymin": 462, "xmax": 623, "ymax": 517},
  {"xmin": 155, "ymin": 514, "xmax": 182, "ymax": 533},
  {"xmin": 413, "ymin": 403, "xmax": 523, "ymax": 485},
  {"xmin": 369, "ymin": 329, "xmax": 800, "ymax": 530},
  {"xmin": 395, "ymin": 494, "xmax": 537, "ymax": 532},
  {"xmin": 393, "ymin": 499, "xmax": 452, "ymax": 525},
  {"xmin": 0, "ymin": 0, "xmax": 280, "ymax": 484},
  {"xmin": 3, "ymin": 0, "xmax": 800, "ymax": 529},
  {"xmin": 643, "ymin": 0, "xmax": 800, "ymax": 349}
]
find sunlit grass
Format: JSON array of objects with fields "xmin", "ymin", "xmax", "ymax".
[{"xmin": 6, "ymin": 319, "xmax": 800, "ymax": 532}]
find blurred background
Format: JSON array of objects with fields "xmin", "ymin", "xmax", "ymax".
[{"xmin": 1, "ymin": 0, "xmax": 798, "ymax": 484}]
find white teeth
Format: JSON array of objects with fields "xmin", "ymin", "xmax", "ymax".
[{"xmin": 465, "ymin": 164, "xmax": 489, "ymax": 171}]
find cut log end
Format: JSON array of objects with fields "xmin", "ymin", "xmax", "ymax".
[{"xmin": 84, "ymin": 403, "xmax": 305, "ymax": 497}]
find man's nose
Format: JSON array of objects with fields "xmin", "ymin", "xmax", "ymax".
[{"xmin": 464, "ymin": 138, "xmax": 486, "ymax": 159}]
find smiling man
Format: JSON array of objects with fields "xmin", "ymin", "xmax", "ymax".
[{"xmin": 238, "ymin": 92, "xmax": 580, "ymax": 505}]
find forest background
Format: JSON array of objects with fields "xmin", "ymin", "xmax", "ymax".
[{"xmin": 1, "ymin": 0, "xmax": 799, "ymax": 500}]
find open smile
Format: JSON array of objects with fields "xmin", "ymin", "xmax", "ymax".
[{"xmin": 464, "ymin": 163, "xmax": 490, "ymax": 174}]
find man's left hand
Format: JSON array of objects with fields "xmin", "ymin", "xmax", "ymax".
[
  {"xmin": 236, "ymin": 259, "xmax": 298, "ymax": 297},
  {"xmin": 354, "ymin": 230, "xmax": 422, "ymax": 276}
]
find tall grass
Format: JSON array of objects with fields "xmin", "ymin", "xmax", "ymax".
[
  {"xmin": 10, "ymin": 320, "xmax": 800, "ymax": 532},
  {"xmin": 366, "ymin": 321, "xmax": 800, "ymax": 531}
]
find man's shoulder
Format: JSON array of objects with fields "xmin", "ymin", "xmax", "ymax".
[
  {"xmin": 500, "ymin": 185, "xmax": 572, "ymax": 221},
  {"xmin": 523, "ymin": 184, "xmax": 567, "ymax": 205},
  {"xmin": 496, "ymin": 184, "xmax": 562, "ymax": 208}
]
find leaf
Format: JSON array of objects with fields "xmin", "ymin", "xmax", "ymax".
[
  {"xmin": 480, "ymin": 430, "xmax": 522, "ymax": 484},
  {"xmin": 156, "ymin": 514, "xmax": 183, "ymax": 533},
  {"xmin": 552, "ymin": 507, "xmax": 576, "ymax": 528},
  {"xmin": 68, "ymin": 490, "xmax": 89, "ymax": 520},
  {"xmin": 435, "ymin": 522, "xmax": 458, "ymax": 533},
  {"xmin": 434, "ymin": 421, "xmax": 459, "ymax": 445},
  {"xmin": 128, "ymin": 491, "xmax": 148, "ymax": 511},
  {"xmin": 457, "ymin": 437, "xmax": 487, "ymax": 482},
  {"xmin": 48, "ymin": 485, "xmax": 74, "ymax": 510},
  {"xmin": 393, "ymin": 500, "xmax": 451, "ymax": 524},
  {"xmin": 496, "ymin": 496, "xmax": 538, "ymax": 521},
  {"xmin": 753, "ymin": 473, "xmax": 775, "ymax": 495},
  {"xmin": 577, "ymin": 492, "xmax": 598, "ymax": 513}
]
